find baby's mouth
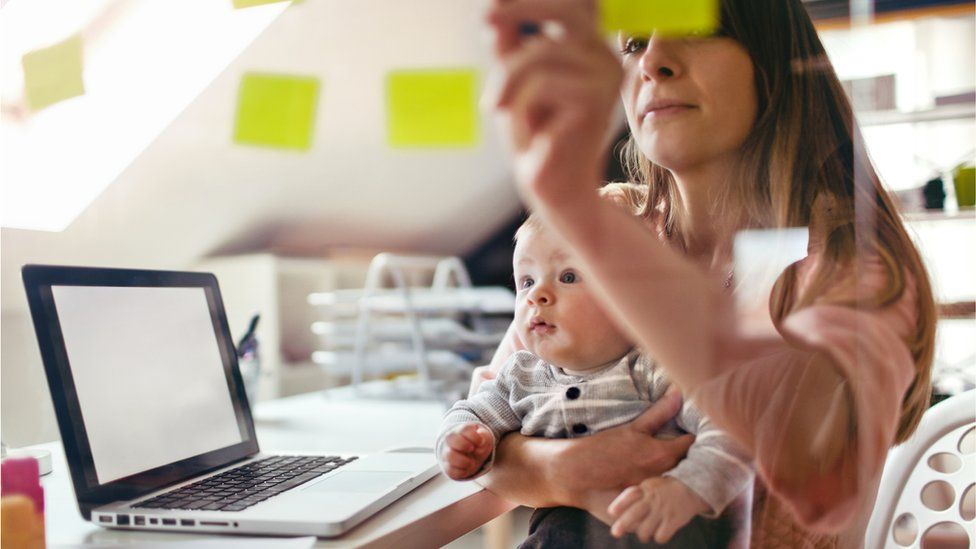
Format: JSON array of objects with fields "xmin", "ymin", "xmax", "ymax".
[{"xmin": 530, "ymin": 318, "xmax": 556, "ymax": 334}]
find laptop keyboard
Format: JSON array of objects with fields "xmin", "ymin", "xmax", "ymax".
[{"xmin": 133, "ymin": 455, "xmax": 357, "ymax": 513}]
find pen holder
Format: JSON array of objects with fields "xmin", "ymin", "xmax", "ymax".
[
  {"xmin": 236, "ymin": 314, "xmax": 262, "ymax": 406},
  {"xmin": 238, "ymin": 334, "xmax": 261, "ymax": 406},
  {"xmin": 239, "ymin": 351, "xmax": 261, "ymax": 406}
]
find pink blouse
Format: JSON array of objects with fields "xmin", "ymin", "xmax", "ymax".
[{"xmin": 694, "ymin": 248, "xmax": 919, "ymax": 548}]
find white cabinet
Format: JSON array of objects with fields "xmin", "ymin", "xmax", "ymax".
[{"xmin": 195, "ymin": 253, "xmax": 370, "ymax": 400}]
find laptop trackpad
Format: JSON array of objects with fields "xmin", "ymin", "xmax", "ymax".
[{"xmin": 305, "ymin": 471, "xmax": 408, "ymax": 493}]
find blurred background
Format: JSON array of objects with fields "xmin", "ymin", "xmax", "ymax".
[{"xmin": 1, "ymin": 0, "xmax": 973, "ymax": 455}]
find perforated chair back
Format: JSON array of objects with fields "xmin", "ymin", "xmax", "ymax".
[{"xmin": 865, "ymin": 390, "xmax": 975, "ymax": 548}]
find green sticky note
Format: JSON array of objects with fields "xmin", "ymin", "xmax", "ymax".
[
  {"xmin": 22, "ymin": 34, "xmax": 85, "ymax": 112},
  {"xmin": 234, "ymin": 73, "xmax": 319, "ymax": 151},
  {"xmin": 386, "ymin": 69, "xmax": 479, "ymax": 148},
  {"xmin": 232, "ymin": 0, "xmax": 290, "ymax": 8},
  {"xmin": 600, "ymin": 0, "xmax": 719, "ymax": 36}
]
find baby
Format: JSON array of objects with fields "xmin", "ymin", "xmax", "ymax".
[{"xmin": 435, "ymin": 184, "xmax": 753, "ymax": 545}]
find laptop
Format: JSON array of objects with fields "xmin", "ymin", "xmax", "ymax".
[{"xmin": 22, "ymin": 264, "xmax": 439, "ymax": 537}]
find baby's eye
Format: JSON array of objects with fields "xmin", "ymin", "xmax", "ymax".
[
  {"xmin": 620, "ymin": 36, "xmax": 648, "ymax": 55},
  {"xmin": 519, "ymin": 277, "xmax": 535, "ymax": 290},
  {"xmin": 560, "ymin": 272, "xmax": 577, "ymax": 284}
]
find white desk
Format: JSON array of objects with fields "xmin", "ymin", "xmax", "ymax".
[{"xmin": 33, "ymin": 387, "xmax": 517, "ymax": 548}]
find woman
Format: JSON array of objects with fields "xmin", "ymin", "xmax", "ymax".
[{"xmin": 476, "ymin": 0, "xmax": 936, "ymax": 546}]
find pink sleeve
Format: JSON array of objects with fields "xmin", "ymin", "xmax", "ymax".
[
  {"xmin": 776, "ymin": 297, "xmax": 916, "ymax": 528},
  {"xmin": 693, "ymin": 260, "xmax": 919, "ymax": 532}
]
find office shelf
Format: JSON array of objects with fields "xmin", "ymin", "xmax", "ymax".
[
  {"xmin": 308, "ymin": 253, "xmax": 515, "ymax": 399},
  {"xmin": 857, "ymin": 103, "xmax": 975, "ymax": 126}
]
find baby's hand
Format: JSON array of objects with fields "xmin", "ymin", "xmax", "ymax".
[
  {"xmin": 439, "ymin": 423, "xmax": 494, "ymax": 480},
  {"xmin": 607, "ymin": 476, "xmax": 710, "ymax": 544}
]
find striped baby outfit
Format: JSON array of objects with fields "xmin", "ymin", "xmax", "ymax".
[{"xmin": 437, "ymin": 349, "xmax": 753, "ymax": 517}]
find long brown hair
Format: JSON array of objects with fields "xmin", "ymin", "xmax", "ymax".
[{"xmin": 621, "ymin": 0, "xmax": 935, "ymax": 443}]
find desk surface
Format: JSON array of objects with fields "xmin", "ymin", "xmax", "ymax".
[{"xmin": 34, "ymin": 387, "xmax": 516, "ymax": 548}]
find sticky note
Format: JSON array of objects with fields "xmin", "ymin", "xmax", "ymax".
[
  {"xmin": 232, "ymin": 0, "xmax": 290, "ymax": 8},
  {"xmin": 600, "ymin": 0, "xmax": 719, "ymax": 36},
  {"xmin": 22, "ymin": 34, "xmax": 85, "ymax": 112},
  {"xmin": 234, "ymin": 73, "xmax": 319, "ymax": 151},
  {"xmin": 386, "ymin": 69, "xmax": 479, "ymax": 148}
]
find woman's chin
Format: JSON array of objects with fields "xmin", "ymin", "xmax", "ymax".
[{"xmin": 638, "ymin": 138, "xmax": 706, "ymax": 172}]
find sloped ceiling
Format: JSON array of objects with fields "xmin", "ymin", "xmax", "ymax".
[{"xmin": 1, "ymin": 0, "xmax": 522, "ymax": 312}]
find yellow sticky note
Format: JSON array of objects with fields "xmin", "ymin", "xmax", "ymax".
[
  {"xmin": 600, "ymin": 0, "xmax": 719, "ymax": 36},
  {"xmin": 22, "ymin": 34, "xmax": 85, "ymax": 112},
  {"xmin": 232, "ymin": 0, "xmax": 290, "ymax": 8},
  {"xmin": 386, "ymin": 69, "xmax": 479, "ymax": 148},
  {"xmin": 234, "ymin": 73, "xmax": 319, "ymax": 151}
]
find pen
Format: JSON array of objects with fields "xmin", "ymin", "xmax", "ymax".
[{"xmin": 237, "ymin": 313, "xmax": 261, "ymax": 354}]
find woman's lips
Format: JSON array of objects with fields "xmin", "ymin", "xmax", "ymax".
[{"xmin": 643, "ymin": 104, "xmax": 694, "ymax": 121}]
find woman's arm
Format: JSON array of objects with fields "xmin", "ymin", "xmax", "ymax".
[
  {"xmin": 478, "ymin": 393, "xmax": 695, "ymax": 512},
  {"xmin": 469, "ymin": 321, "xmax": 526, "ymax": 397},
  {"xmin": 489, "ymin": 321, "xmax": 525, "ymax": 373}
]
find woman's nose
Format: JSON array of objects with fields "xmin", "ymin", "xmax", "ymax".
[{"xmin": 639, "ymin": 33, "xmax": 682, "ymax": 81}]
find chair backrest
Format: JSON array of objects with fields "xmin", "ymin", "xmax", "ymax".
[{"xmin": 865, "ymin": 390, "xmax": 975, "ymax": 548}]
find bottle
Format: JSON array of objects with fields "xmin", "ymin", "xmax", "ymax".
[{"xmin": 922, "ymin": 177, "xmax": 946, "ymax": 210}]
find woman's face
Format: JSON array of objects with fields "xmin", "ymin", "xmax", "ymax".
[{"xmin": 619, "ymin": 33, "xmax": 759, "ymax": 173}]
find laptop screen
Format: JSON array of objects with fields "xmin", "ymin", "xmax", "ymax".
[{"xmin": 51, "ymin": 285, "xmax": 247, "ymax": 484}]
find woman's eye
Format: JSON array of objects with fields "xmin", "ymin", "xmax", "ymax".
[
  {"xmin": 560, "ymin": 272, "xmax": 577, "ymax": 284},
  {"xmin": 620, "ymin": 36, "xmax": 648, "ymax": 55}
]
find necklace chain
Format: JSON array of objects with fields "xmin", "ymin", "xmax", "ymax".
[{"xmin": 723, "ymin": 269, "xmax": 734, "ymax": 289}]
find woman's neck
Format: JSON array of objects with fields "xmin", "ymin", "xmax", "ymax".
[{"xmin": 670, "ymin": 159, "xmax": 736, "ymax": 268}]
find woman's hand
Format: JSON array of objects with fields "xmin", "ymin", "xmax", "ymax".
[
  {"xmin": 485, "ymin": 0, "xmax": 622, "ymax": 207},
  {"xmin": 548, "ymin": 392, "xmax": 695, "ymax": 505},
  {"xmin": 480, "ymin": 392, "xmax": 694, "ymax": 509}
]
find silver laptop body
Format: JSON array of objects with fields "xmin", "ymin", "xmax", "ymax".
[{"xmin": 22, "ymin": 265, "xmax": 439, "ymax": 537}]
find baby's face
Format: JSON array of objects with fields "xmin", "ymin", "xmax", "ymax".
[{"xmin": 513, "ymin": 227, "xmax": 632, "ymax": 371}]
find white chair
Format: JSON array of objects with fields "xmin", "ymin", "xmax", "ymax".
[{"xmin": 866, "ymin": 390, "xmax": 976, "ymax": 548}]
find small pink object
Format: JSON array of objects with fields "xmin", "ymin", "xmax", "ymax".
[{"xmin": 1, "ymin": 457, "xmax": 44, "ymax": 514}]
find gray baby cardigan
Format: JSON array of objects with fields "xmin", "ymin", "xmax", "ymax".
[{"xmin": 437, "ymin": 350, "xmax": 753, "ymax": 517}]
